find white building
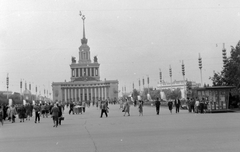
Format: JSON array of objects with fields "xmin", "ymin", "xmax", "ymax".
[
  {"xmin": 157, "ymin": 80, "xmax": 200, "ymax": 99},
  {"xmin": 52, "ymin": 14, "xmax": 118, "ymax": 103}
]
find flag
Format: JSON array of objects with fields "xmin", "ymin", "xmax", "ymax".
[
  {"xmin": 147, "ymin": 77, "xmax": 149, "ymax": 84},
  {"xmin": 142, "ymin": 78, "xmax": 145, "ymax": 86},
  {"xmin": 29, "ymin": 83, "xmax": 31, "ymax": 91},
  {"xmin": 20, "ymin": 81, "xmax": 22, "ymax": 89}
]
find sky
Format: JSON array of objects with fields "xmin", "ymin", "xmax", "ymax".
[{"xmin": 1, "ymin": 0, "xmax": 240, "ymax": 96}]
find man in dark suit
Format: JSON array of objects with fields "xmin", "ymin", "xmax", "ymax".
[
  {"xmin": 174, "ymin": 98, "xmax": 181, "ymax": 113},
  {"xmin": 155, "ymin": 98, "xmax": 161, "ymax": 115},
  {"xmin": 57, "ymin": 103, "xmax": 63, "ymax": 125}
]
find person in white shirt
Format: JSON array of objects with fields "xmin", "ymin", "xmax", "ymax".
[{"xmin": 195, "ymin": 98, "xmax": 200, "ymax": 113}]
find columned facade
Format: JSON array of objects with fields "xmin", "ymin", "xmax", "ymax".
[{"xmin": 52, "ymin": 13, "xmax": 118, "ymax": 103}]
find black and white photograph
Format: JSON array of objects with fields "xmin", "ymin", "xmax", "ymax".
[{"xmin": 1, "ymin": 0, "xmax": 240, "ymax": 152}]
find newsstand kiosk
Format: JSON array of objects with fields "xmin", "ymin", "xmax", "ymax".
[{"xmin": 196, "ymin": 86, "xmax": 235, "ymax": 113}]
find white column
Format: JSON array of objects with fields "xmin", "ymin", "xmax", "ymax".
[
  {"xmin": 98, "ymin": 87, "xmax": 100, "ymax": 100},
  {"xmin": 82, "ymin": 88, "xmax": 85, "ymax": 101},
  {"xmin": 95, "ymin": 68, "xmax": 98, "ymax": 76},
  {"xmin": 64, "ymin": 89, "xmax": 67, "ymax": 102},
  {"xmin": 78, "ymin": 69, "xmax": 80, "ymax": 77},
  {"xmin": 94, "ymin": 88, "xmax": 97, "ymax": 101},
  {"xmin": 75, "ymin": 88, "xmax": 77, "ymax": 101},
  {"xmin": 71, "ymin": 89, "xmax": 74, "ymax": 101},
  {"xmin": 82, "ymin": 68, "xmax": 84, "ymax": 76},
  {"xmin": 86, "ymin": 88, "xmax": 89, "ymax": 100},
  {"xmin": 101, "ymin": 87, "xmax": 104, "ymax": 100},
  {"xmin": 79, "ymin": 88, "xmax": 81, "ymax": 101},
  {"xmin": 90, "ymin": 88, "xmax": 93, "ymax": 101},
  {"xmin": 89, "ymin": 68, "xmax": 92, "ymax": 77},
  {"xmin": 67, "ymin": 88, "xmax": 70, "ymax": 101},
  {"xmin": 105, "ymin": 87, "xmax": 107, "ymax": 100}
]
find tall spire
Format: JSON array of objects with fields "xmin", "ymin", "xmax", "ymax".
[{"xmin": 80, "ymin": 11, "xmax": 88, "ymax": 44}]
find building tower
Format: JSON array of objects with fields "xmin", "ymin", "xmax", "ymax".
[{"xmin": 70, "ymin": 14, "xmax": 100, "ymax": 82}]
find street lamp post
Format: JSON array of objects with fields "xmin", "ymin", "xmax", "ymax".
[
  {"xmin": 222, "ymin": 43, "xmax": 227, "ymax": 67},
  {"xmin": 182, "ymin": 61, "xmax": 186, "ymax": 99},
  {"xmin": 6, "ymin": 73, "xmax": 9, "ymax": 100},
  {"xmin": 169, "ymin": 65, "xmax": 172, "ymax": 89},
  {"xmin": 198, "ymin": 53, "xmax": 203, "ymax": 87},
  {"xmin": 147, "ymin": 75, "xmax": 150, "ymax": 101}
]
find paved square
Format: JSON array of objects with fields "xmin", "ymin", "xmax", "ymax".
[{"xmin": 1, "ymin": 104, "xmax": 240, "ymax": 152}]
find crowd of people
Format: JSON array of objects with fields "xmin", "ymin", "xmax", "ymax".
[
  {"xmin": 186, "ymin": 97, "xmax": 208, "ymax": 113},
  {"xmin": 0, "ymin": 97, "xmax": 209, "ymax": 128},
  {"xmin": 0, "ymin": 102, "xmax": 64, "ymax": 127}
]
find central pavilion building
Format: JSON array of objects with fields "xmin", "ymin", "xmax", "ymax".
[{"xmin": 52, "ymin": 14, "xmax": 119, "ymax": 103}]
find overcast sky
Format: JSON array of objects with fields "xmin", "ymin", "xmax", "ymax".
[{"xmin": 1, "ymin": 0, "xmax": 240, "ymax": 95}]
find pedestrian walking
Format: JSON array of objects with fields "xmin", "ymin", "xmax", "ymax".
[
  {"xmin": 155, "ymin": 98, "xmax": 161, "ymax": 115},
  {"xmin": 174, "ymin": 98, "xmax": 181, "ymax": 113},
  {"xmin": 25, "ymin": 103, "xmax": 32, "ymax": 120},
  {"xmin": 123, "ymin": 99, "xmax": 130, "ymax": 116},
  {"xmin": 18, "ymin": 105, "xmax": 26, "ymax": 123},
  {"xmin": 8, "ymin": 105, "xmax": 17, "ymax": 123},
  {"xmin": 167, "ymin": 100, "xmax": 173, "ymax": 114},
  {"xmin": 100, "ymin": 100, "xmax": 108, "ymax": 118},
  {"xmin": 138, "ymin": 100, "xmax": 143, "ymax": 116},
  {"xmin": 189, "ymin": 98, "xmax": 195, "ymax": 113},
  {"xmin": 119, "ymin": 99, "xmax": 123, "ymax": 110},
  {"xmin": 0, "ymin": 106, "xmax": 4, "ymax": 125},
  {"xmin": 195, "ymin": 98, "xmax": 200, "ymax": 113},
  {"xmin": 45, "ymin": 103, "xmax": 50, "ymax": 118},
  {"xmin": 199, "ymin": 98, "xmax": 204, "ymax": 114},
  {"xmin": 51, "ymin": 104, "xmax": 59, "ymax": 127},
  {"xmin": 69, "ymin": 102, "xmax": 75, "ymax": 115},
  {"xmin": 57, "ymin": 103, "xmax": 63, "ymax": 125},
  {"xmin": 41, "ymin": 103, "xmax": 46, "ymax": 118},
  {"xmin": 34, "ymin": 104, "xmax": 41, "ymax": 123}
]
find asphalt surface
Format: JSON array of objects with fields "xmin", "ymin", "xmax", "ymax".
[{"xmin": 1, "ymin": 104, "xmax": 240, "ymax": 152}]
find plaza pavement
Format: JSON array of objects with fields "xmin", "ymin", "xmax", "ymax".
[{"xmin": 1, "ymin": 104, "xmax": 240, "ymax": 152}]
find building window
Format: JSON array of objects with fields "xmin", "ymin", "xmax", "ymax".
[
  {"xmin": 84, "ymin": 68, "xmax": 86, "ymax": 76},
  {"xmin": 88, "ymin": 68, "xmax": 90, "ymax": 76},
  {"xmin": 80, "ymin": 68, "xmax": 82, "ymax": 76},
  {"xmin": 72, "ymin": 69, "xmax": 75, "ymax": 77},
  {"xmin": 95, "ymin": 68, "xmax": 98, "ymax": 76},
  {"xmin": 92, "ymin": 68, "xmax": 94, "ymax": 76},
  {"xmin": 76, "ymin": 68, "xmax": 78, "ymax": 77}
]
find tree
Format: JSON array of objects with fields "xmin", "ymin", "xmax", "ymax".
[
  {"xmin": 149, "ymin": 89, "xmax": 160, "ymax": 100},
  {"xmin": 162, "ymin": 88, "xmax": 181, "ymax": 100},
  {"xmin": 132, "ymin": 89, "xmax": 140, "ymax": 101},
  {"xmin": 210, "ymin": 40, "xmax": 240, "ymax": 94}
]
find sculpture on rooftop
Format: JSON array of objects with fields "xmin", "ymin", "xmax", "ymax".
[
  {"xmin": 94, "ymin": 56, "xmax": 98, "ymax": 63},
  {"xmin": 72, "ymin": 57, "xmax": 76, "ymax": 63}
]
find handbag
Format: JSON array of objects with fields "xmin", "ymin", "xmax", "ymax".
[{"xmin": 59, "ymin": 116, "xmax": 64, "ymax": 121}]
